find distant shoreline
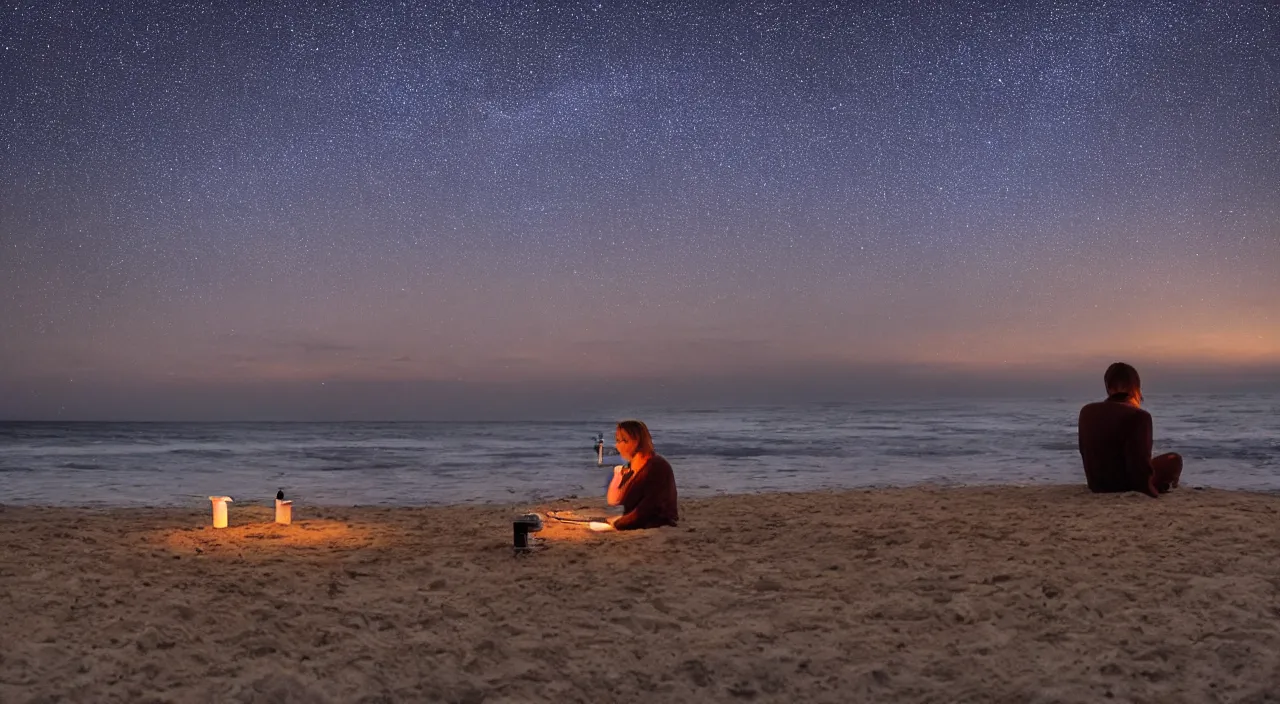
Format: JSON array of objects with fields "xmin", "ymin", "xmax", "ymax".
[
  {"xmin": 5, "ymin": 398, "xmax": 1277, "ymax": 505},
  {"xmin": 2, "ymin": 481, "xmax": 1277, "ymax": 511}
]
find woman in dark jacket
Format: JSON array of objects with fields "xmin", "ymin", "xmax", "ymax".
[{"xmin": 603, "ymin": 419, "xmax": 678, "ymax": 530}]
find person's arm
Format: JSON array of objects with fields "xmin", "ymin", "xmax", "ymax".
[
  {"xmin": 610, "ymin": 469, "xmax": 654, "ymax": 530},
  {"xmin": 1125, "ymin": 412, "xmax": 1157, "ymax": 497},
  {"xmin": 606, "ymin": 465, "xmax": 633, "ymax": 506}
]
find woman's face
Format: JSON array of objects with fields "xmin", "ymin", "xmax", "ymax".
[{"xmin": 615, "ymin": 428, "xmax": 639, "ymax": 461}]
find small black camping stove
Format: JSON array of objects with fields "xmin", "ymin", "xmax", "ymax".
[{"xmin": 512, "ymin": 513, "xmax": 543, "ymax": 554}]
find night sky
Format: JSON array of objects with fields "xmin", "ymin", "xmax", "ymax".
[{"xmin": 2, "ymin": 1, "xmax": 1278, "ymax": 420}]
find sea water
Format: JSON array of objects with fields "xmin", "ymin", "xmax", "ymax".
[{"xmin": 0, "ymin": 394, "xmax": 1276, "ymax": 507}]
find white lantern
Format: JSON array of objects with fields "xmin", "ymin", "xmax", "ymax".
[
  {"xmin": 209, "ymin": 496, "xmax": 233, "ymax": 528},
  {"xmin": 275, "ymin": 499, "xmax": 293, "ymax": 525}
]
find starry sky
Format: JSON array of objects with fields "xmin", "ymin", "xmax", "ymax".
[{"xmin": 2, "ymin": 0, "xmax": 1278, "ymax": 420}]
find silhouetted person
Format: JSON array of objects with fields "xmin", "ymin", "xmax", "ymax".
[{"xmin": 1078, "ymin": 362, "xmax": 1183, "ymax": 497}]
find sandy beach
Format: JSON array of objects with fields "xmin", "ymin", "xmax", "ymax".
[{"xmin": 3, "ymin": 485, "xmax": 1280, "ymax": 703}]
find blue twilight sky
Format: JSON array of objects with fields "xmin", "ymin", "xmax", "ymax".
[{"xmin": 2, "ymin": 0, "xmax": 1278, "ymax": 419}]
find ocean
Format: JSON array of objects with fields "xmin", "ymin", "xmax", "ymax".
[{"xmin": 1, "ymin": 394, "xmax": 1276, "ymax": 507}]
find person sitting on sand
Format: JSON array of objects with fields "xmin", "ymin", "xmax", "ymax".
[
  {"xmin": 1078, "ymin": 362, "xmax": 1183, "ymax": 497},
  {"xmin": 601, "ymin": 420, "xmax": 679, "ymax": 530}
]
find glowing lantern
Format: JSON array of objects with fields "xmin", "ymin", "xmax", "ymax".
[
  {"xmin": 275, "ymin": 499, "xmax": 293, "ymax": 525},
  {"xmin": 209, "ymin": 496, "xmax": 232, "ymax": 528}
]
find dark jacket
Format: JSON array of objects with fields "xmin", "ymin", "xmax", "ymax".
[{"xmin": 614, "ymin": 454, "xmax": 679, "ymax": 530}]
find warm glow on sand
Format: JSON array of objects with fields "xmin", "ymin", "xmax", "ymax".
[
  {"xmin": 529, "ymin": 516, "xmax": 611, "ymax": 544},
  {"xmin": 153, "ymin": 505, "xmax": 620, "ymax": 559},
  {"xmin": 160, "ymin": 517, "xmax": 381, "ymax": 556}
]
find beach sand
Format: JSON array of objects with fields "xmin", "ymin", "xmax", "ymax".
[{"xmin": 3, "ymin": 485, "xmax": 1280, "ymax": 703}]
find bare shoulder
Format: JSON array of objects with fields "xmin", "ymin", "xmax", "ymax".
[
  {"xmin": 1078, "ymin": 401, "xmax": 1105, "ymax": 419},
  {"xmin": 1079, "ymin": 401, "xmax": 1150, "ymax": 424}
]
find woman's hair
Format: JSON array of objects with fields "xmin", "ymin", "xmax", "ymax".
[
  {"xmin": 1104, "ymin": 362, "xmax": 1141, "ymax": 396},
  {"xmin": 616, "ymin": 419, "xmax": 654, "ymax": 455}
]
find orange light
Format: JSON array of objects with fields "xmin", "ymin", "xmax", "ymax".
[{"xmin": 161, "ymin": 514, "xmax": 379, "ymax": 557}]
